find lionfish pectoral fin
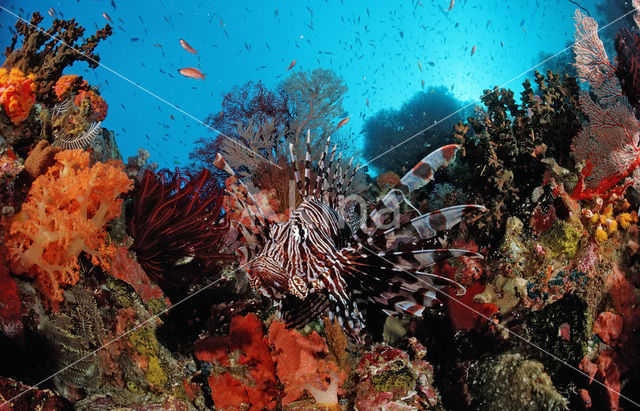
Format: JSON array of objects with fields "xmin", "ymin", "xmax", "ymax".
[
  {"xmin": 281, "ymin": 290, "xmax": 330, "ymax": 329},
  {"xmin": 366, "ymin": 248, "xmax": 483, "ymax": 271},
  {"xmin": 360, "ymin": 204, "xmax": 486, "ymax": 251}
]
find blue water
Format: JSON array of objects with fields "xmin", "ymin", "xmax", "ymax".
[{"xmin": 0, "ymin": 0, "xmax": 612, "ymax": 170}]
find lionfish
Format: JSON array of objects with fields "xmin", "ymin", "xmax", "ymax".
[{"xmin": 216, "ymin": 131, "xmax": 485, "ymax": 339}]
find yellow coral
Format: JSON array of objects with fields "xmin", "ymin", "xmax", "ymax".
[
  {"xmin": 145, "ymin": 356, "xmax": 167, "ymax": 387},
  {"xmin": 0, "ymin": 67, "xmax": 36, "ymax": 125},
  {"xmin": 595, "ymin": 225, "xmax": 608, "ymax": 243}
]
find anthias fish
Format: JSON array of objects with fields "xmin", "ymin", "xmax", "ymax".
[
  {"xmin": 336, "ymin": 117, "xmax": 350, "ymax": 129},
  {"xmin": 218, "ymin": 132, "xmax": 485, "ymax": 339},
  {"xmin": 178, "ymin": 67, "xmax": 206, "ymax": 80},
  {"xmin": 179, "ymin": 39, "xmax": 197, "ymax": 54}
]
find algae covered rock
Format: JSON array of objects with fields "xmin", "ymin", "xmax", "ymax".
[{"xmin": 466, "ymin": 352, "xmax": 567, "ymax": 411}]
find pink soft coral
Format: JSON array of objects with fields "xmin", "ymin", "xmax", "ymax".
[
  {"xmin": 267, "ymin": 320, "xmax": 345, "ymax": 408},
  {"xmin": 5, "ymin": 150, "xmax": 132, "ymax": 310},
  {"xmin": 0, "ymin": 67, "xmax": 36, "ymax": 125}
]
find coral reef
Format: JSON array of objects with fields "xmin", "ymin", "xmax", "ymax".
[
  {"xmin": 354, "ymin": 340, "xmax": 440, "ymax": 410},
  {"xmin": 194, "ymin": 313, "xmax": 278, "ymax": 410},
  {"xmin": 268, "ymin": 320, "xmax": 345, "ymax": 408},
  {"xmin": 3, "ymin": 12, "xmax": 112, "ymax": 106}
]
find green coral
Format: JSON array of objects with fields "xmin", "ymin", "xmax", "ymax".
[
  {"xmin": 372, "ymin": 366, "xmax": 415, "ymax": 392},
  {"xmin": 127, "ymin": 323, "xmax": 169, "ymax": 389},
  {"xmin": 467, "ymin": 352, "xmax": 567, "ymax": 410},
  {"xmin": 542, "ymin": 221, "xmax": 582, "ymax": 258},
  {"xmin": 106, "ymin": 276, "xmax": 133, "ymax": 308},
  {"xmin": 146, "ymin": 297, "xmax": 166, "ymax": 316},
  {"xmin": 128, "ymin": 325, "xmax": 158, "ymax": 358}
]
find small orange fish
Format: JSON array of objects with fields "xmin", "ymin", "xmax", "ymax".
[
  {"xmin": 102, "ymin": 12, "xmax": 112, "ymax": 23},
  {"xmin": 446, "ymin": 0, "xmax": 455, "ymax": 12},
  {"xmin": 178, "ymin": 67, "xmax": 206, "ymax": 80},
  {"xmin": 336, "ymin": 117, "xmax": 350, "ymax": 129},
  {"xmin": 470, "ymin": 45, "xmax": 477, "ymax": 56},
  {"xmin": 418, "ymin": 61, "xmax": 423, "ymax": 72},
  {"xmin": 287, "ymin": 60, "xmax": 297, "ymax": 70},
  {"xmin": 179, "ymin": 39, "xmax": 197, "ymax": 54}
]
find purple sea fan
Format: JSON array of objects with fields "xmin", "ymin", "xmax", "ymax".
[{"xmin": 127, "ymin": 168, "xmax": 230, "ymax": 291}]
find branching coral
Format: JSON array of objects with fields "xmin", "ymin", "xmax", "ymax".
[
  {"xmin": 449, "ymin": 70, "xmax": 581, "ymax": 248},
  {"xmin": 5, "ymin": 149, "xmax": 132, "ymax": 310},
  {"xmin": 0, "ymin": 67, "xmax": 36, "ymax": 125},
  {"xmin": 3, "ymin": 12, "xmax": 112, "ymax": 106},
  {"xmin": 127, "ymin": 168, "xmax": 229, "ymax": 293}
]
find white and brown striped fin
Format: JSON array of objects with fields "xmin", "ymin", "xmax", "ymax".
[
  {"xmin": 303, "ymin": 129, "xmax": 312, "ymax": 198},
  {"xmin": 288, "ymin": 142, "xmax": 305, "ymax": 201},
  {"xmin": 364, "ymin": 248, "xmax": 483, "ymax": 271},
  {"xmin": 322, "ymin": 144, "xmax": 338, "ymax": 203},
  {"xmin": 372, "ymin": 204, "xmax": 486, "ymax": 250},
  {"xmin": 346, "ymin": 263, "xmax": 462, "ymax": 318},
  {"xmin": 358, "ymin": 144, "xmax": 462, "ymax": 238},
  {"xmin": 313, "ymin": 135, "xmax": 332, "ymax": 200}
]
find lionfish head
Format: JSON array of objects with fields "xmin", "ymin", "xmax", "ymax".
[{"xmin": 247, "ymin": 253, "xmax": 288, "ymax": 298}]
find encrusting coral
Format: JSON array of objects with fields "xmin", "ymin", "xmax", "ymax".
[{"xmin": 4, "ymin": 149, "xmax": 132, "ymax": 309}]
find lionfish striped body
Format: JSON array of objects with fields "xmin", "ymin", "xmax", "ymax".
[{"xmin": 217, "ymin": 131, "xmax": 485, "ymax": 338}]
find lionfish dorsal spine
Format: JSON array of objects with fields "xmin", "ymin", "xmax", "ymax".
[
  {"xmin": 288, "ymin": 142, "xmax": 305, "ymax": 200},
  {"xmin": 303, "ymin": 129, "xmax": 312, "ymax": 198},
  {"xmin": 323, "ymin": 144, "xmax": 338, "ymax": 203},
  {"xmin": 313, "ymin": 134, "xmax": 331, "ymax": 200}
]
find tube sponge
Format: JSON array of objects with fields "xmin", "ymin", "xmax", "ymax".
[{"xmin": 5, "ymin": 149, "xmax": 132, "ymax": 310}]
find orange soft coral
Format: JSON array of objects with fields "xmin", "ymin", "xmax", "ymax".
[
  {"xmin": 53, "ymin": 74, "xmax": 87, "ymax": 101},
  {"xmin": 268, "ymin": 320, "xmax": 345, "ymax": 408},
  {"xmin": 5, "ymin": 149, "xmax": 132, "ymax": 310},
  {"xmin": 0, "ymin": 67, "xmax": 36, "ymax": 125},
  {"xmin": 74, "ymin": 89, "xmax": 108, "ymax": 121},
  {"xmin": 194, "ymin": 313, "xmax": 278, "ymax": 410}
]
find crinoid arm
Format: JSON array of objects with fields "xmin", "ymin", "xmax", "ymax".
[{"xmin": 53, "ymin": 121, "xmax": 101, "ymax": 150}]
